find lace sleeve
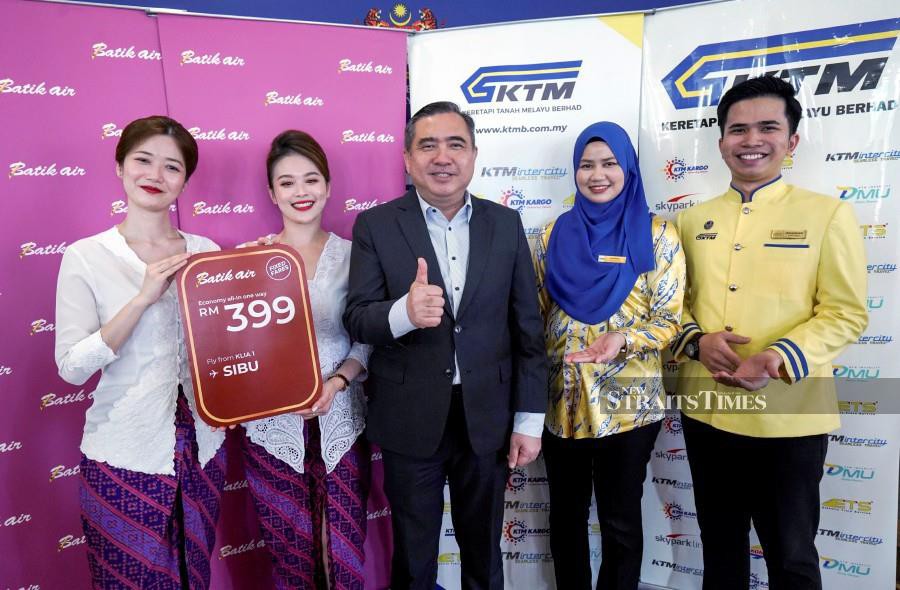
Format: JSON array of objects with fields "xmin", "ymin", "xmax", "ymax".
[{"xmin": 55, "ymin": 247, "xmax": 118, "ymax": 384}]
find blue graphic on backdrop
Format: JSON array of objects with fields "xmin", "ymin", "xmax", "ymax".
[{"xmin": 662, "ymin": 18, "xmax": 899, "ymax": 109}]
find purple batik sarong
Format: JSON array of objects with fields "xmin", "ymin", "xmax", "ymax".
[
  {"xmin": 79, "ymin": 395, "xmax": 225, "ymax": 589},
  {"xmin": 242, "ymin": 418, "xmax": 370, "ymax": 590}
]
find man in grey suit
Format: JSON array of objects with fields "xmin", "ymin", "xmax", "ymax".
[{"xmin": 343, "ymin": 101, "xmax": 548, "ymax": 590}]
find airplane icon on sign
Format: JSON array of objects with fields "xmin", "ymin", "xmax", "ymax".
[{"xmin": 209, "ymin": 369, "xmax": 218, "ymax": 378}]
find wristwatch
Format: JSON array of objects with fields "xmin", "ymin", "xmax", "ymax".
[
  {"xmin": 329, "ymin": 373, "xmax": 351, "ymax": 391},
  {"xmin": 683, "ymin": 334, "xmax": 703, "ymax": 361}
]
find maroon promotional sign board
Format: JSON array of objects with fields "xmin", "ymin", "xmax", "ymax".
[{"xmin": 177, "ymin": 244, "xmax": 321, "ymax": 426}]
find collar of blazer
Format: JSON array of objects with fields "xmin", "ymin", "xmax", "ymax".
[{"xmin": 394, "ymin": 189, "xmax": 494, "ymax": 320}]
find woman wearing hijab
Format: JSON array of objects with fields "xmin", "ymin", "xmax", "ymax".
[{"xmin": 534, "ymin": 121, "xmax": 685, "ymax": 589}]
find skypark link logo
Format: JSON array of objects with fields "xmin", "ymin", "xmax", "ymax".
[
  {"xmin": 461, "ymin": 60, "xmax": 581, "ymax": 104},
  {"xmin": 662, "ymin": 18, "xmax": 899, "ymax": 110}
]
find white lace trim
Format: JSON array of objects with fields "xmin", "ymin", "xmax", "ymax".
[{"xmin": 244, "ymin": 233, "xmax": 370, "ymax": 474}]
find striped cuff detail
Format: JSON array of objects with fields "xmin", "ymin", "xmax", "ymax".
[
  {"xmin": 671, "ymin": 322, "xmax": 702, "ymax": 358},
  {"xmin": 770, "ymin": 338, "xmax": 809, "ymax": 383}
]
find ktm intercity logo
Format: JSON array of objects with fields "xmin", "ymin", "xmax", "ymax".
[{"xmin": 662, "ymin": 18, "xmax": 898, "ymax": 109}]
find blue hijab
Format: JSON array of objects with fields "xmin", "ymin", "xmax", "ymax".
[{"xmin": 544, "ymin": 122, "xmax": 655, "ymax": 325}]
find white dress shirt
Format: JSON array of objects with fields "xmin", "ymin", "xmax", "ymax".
[
  {"xmin": 388, "ymin": 193, "xmax": 544, "ymax": 437},
  {"xmin": 55, "ymin": 226, "xmax": 225, "ymax": 475}
]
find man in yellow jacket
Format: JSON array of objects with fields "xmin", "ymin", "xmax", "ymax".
[{"xmin": 671, "ymin": 76, "xmax": 867, "ymax": 589}]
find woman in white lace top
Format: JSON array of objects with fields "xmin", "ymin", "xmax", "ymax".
[
  {"xmin": 54, "ymin": 116, "xmax": 226, "ymax": 589},
  {"xmin": 241, "ymin": 130, "xmax": 372, "ymax": 589}
]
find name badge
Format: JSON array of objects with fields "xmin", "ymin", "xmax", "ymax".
[
  {"xmin": 597, "ymin": 255, "xmax": 627, "ymax": 264},
  {"xmin": 770, "ymin": 230, "xmax": 807, "ymax": 240}
]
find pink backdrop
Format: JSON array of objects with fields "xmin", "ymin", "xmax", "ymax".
[{"xmin": 0, "ymin": 1, "xmax": 406, "ymax": 588}]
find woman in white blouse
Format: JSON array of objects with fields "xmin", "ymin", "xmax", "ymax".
[
  {"xmin": 54, "ymin": 116, "xmax": 225, "ymax": 589},
  {"xmin": 240, "ymin": 130, "xmax": 371, "ymax": 589}
]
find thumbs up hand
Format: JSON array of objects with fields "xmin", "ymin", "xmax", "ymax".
[{"xmin": 407, "ymin": 257, "xmax": 445, "ymax": 328}]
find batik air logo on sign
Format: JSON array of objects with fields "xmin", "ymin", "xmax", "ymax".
[
  {"xmin": 195, "ymin": 268, "xmax": 256, "ymax": 287},
  {"xmin": 460, "ymin": 60, "xmax": 582, "ymax": 104},
  {"xmin": 91, "ymin": 42, "xmax": 160, "ymax": 61},
  {"xmin": 661, "ymin": 18, "xmax": 899, "ymax": 110}
]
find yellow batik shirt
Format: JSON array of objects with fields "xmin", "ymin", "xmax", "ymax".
[
  {"xmin": 535, "ymin": 216, "xmax": 685, "ymax": 439},
  {"xmin": 671, "ymin": 179, "xmax": 868, "ymax": 437}
]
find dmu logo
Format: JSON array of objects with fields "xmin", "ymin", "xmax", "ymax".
[
  {"xmin": 662, "ymin": 18, "xmax": 899, "ymax": 109},
  {"xmin": 460, "ymin": 60, "xmax": 582, "ymax": 104},
  {"xmin": 821, "ymin": 556, "xmax": 871, "ymax": 578}
]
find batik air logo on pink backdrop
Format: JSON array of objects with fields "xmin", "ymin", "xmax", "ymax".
[
  {"xmin": 9, "ymin": 161, "xmax": 85, "ymax": 178},
  {"xmin": 101, "ymin": 122, "xmax": 123, "ymax": 139},
  {"xmin": 344, "ymin": 198, "xmax": 381, "ymax": 212},
  {"xmin": 338, "ymin": 58, "xmax": 394, "ymax": 75},
  {"xmin": 264, "ymin": 90, "xmax": 324, "ymax": 107},
  {"xmin": 0, "ymin": 77, "xmax": 76, "ymax": 97},
  {"xmin": 58, "ymin": 533, "xmax": 87, "ymax": 551},
  {"xmin": 91, "ymin": 42, "xmax": 160, "ymax": 61},
  {"xmin": 189, "ymin": 127, "xmax": 251, "ymax": 142},
  {"xmin": 111, "ymin": 200, "xmax": 177, "ymax": 215},
  {"xmin": 29, "ymin": 319, "xmax": 55, "ymax": 336},
  {"xmin": 180, "ymin": 50, "xmax": 246, "ymax": 67},
  {"xmin": 0, "ymin": 439, "xmax": 23, "ymax": 454},
  {"xmin": 20, "ymin": 241, "xmax": 67, "ymax": 258},
  {"xmin": 41, "ymin": 387, "xmax": 93, "ymax": 411},
  {"xmin": 192, "ymin": 201, "xmax": 255, "ymax": 216},
  {"xmin": 49, "ymin": 462, "xmax": 80, "ymax": 482},
  {"xmin": 341, "ymin": 130, "xmax": 395, "ymax": 144}
]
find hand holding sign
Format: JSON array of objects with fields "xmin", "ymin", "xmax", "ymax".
[
  {"xmin": 177, "ymin": 244, "xmax": 321, "ymax": 427},
  {"xmin": 407, "ymin": 257, "xmax": 444, "ymax": 328}
]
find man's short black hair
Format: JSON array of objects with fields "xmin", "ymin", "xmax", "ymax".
[
  {"xmin": 404, "ymin": 101, "xmax": 476, "ymax": 151},
  {"xmin": 717, "ymin": 76, "xmax": 802, "ymax": 136}
]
